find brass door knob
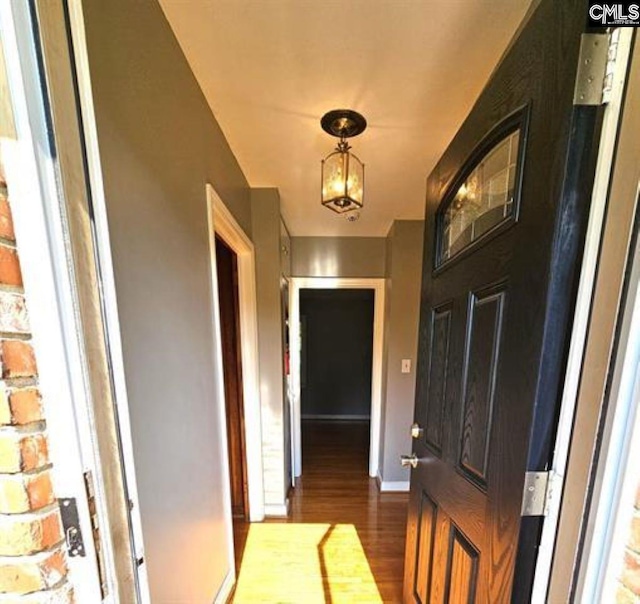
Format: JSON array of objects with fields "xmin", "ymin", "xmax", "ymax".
[{"xmin": 411, "ymin": 422, "xmax": 424, "ymax": 439}]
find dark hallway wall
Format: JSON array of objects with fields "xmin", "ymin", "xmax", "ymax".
[{"xmin": 300, "ymin": 289, "xmax": 374, "ymax": 418}]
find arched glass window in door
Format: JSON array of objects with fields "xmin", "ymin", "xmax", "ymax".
[{"xmin": 437, "ymin": 108, "xmax": 528, "ymax": 268}]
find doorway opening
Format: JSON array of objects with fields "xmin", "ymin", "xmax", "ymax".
[
  {"xmin": 215, "ymin": 235, "xmax": 249, "ymax": 520},
  {"xmin": 290, "ymin": 278, "xmax": 385, "ymax": 480},
  {"xmin": 206, "ymin": 183, "xmax": 264, "ymax": 531},
  {"xmin": 207, "ymin": 185, "xmax": 265, "ymax": 598},
  {"xmin": 300, "ymin": 288, "xmax": 374, "ymax": 474}
]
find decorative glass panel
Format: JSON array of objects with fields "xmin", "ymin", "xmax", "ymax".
[{"xmin": 439, "ymin": 130, "xmax": 521, "ymax": 264}]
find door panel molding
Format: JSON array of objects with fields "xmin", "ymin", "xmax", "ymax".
[
  {"xmin": 444, "ymin": 524, "xmax": 480, "ymax": 604},
  {"xmin": 413, "ymin": 491, "xmax": 438, "ymax": 604},
  {"xmin": 458, "ymin": 286, "xmax": 505, "ymax": 488},
  {"xmin": 413, "ymin": 451, "xmax": 486, "ymax": 547},
  {"xmin": 424, "ymin": 304, "xmax": 453, "ymax": 454}
]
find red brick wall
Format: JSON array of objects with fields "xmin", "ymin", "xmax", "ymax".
[
  {"xmin": 0, "ymin": 161, "xmax": 73, "ymax": 601},
  {"xmin": 617, "ymin": 484, "xmax": 640, "ymax": 603}
]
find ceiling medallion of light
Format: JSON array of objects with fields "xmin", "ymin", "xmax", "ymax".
[{"xmin": 320, "ymin": 109, "xmax": 366, "ymax": 220}]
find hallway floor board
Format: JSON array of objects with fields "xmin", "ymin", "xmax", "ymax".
[{"xmin": 231, "ymin": 420, "xmax": 409, "ymax": 603}]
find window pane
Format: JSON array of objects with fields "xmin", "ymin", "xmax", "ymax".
[{"xmin": 439, "ymin": 130, "xmax": 520, "ymax": 264}]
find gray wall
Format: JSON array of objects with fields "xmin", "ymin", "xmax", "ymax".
[
  {"xmin": 82, "ymin": 0, "xmax": 251, "ymax": 599},
  {"xmin": 380, "ymin": 221, "xmax": 425, "ymax": 483},
  {"xmin": 291, "ymin": 237, "xmax": 386, "ymax": 277},
  {"xmin": 251, "ymin": 189, "xmax": 287, "ymax": 509}
]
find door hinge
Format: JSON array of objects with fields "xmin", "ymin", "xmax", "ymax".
[
  {"xmin": 58, "ymin": 497, "xmax": 86, "ymax": 557},
  {"xmin": 574, "ymin": 31, "xmax": 620, "ymax": 106},
  {"xmin": 521, "ymin": 470, "xmax": 557, "ymax": 517}
]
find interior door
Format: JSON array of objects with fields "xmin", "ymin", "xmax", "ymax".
[
  {"xmin": 403, "ymin": 1, "xmax": 603, "ymax": 601},
  {"xmin": 216, "ymin": 235, "xmax": 249, "ymax": 519}
]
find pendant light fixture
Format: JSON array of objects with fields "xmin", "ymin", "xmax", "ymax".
[{"xmin": 320, "ymin": 109, "xmax": 367, "ymax": 215}]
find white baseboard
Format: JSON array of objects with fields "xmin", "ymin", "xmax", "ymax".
[
  {"xmin": 301, "ymin": 414, "xmax": 370, "ymax": 421},
  {"xmin": 380, "ymin": 480, "xmax": 410, "ymax": 492},
  {"xmin": 264, "ymin": 498, "xmax": 290, "ymax": 517},
  {"xmin": 214, "ymin": 569, "xmax": 235, "ymax": 604},
  {"xmin": 377, "ymin": 472, "xmax": 410, "ymax": 492}
]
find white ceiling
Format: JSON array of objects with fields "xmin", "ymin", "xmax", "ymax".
[{"xmin": 159, "ymin": 0, "xmax": 531, "ymax": 237}]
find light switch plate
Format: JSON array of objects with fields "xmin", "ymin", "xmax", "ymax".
[{"xmin": 401, "ymin": 359, "xmax": 411, "ymax": 374}]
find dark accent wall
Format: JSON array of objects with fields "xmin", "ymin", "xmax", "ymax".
[{"xmin": 301, "ymin": 289, "xmax": 374, "ymax": 418}]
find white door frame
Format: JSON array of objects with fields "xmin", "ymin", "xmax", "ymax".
[
  {"xmin": 532, "ymin": 28, "xmax": 635, "ymax": 602},
  {"xmin": 2, "ymin": 1, "xmax": 153, "ymax": 600},
  {"xmin": 579, "ymin": 219, "xmax": 640, "ymax": 602},
  {"xmin": 63, "ymin": 1, "xmax": 151, "ymax": 599},
  {"xmin": 0, "ymin": 4, "xmax": 105, "ymax": 600},
  {"xmin": 544, "ymin": 30, "xmax": 638, "ymax": 603},
  {"xmin": 207, "ymin": 184, "xmax": 265, "ymax": 523},
  {"xmin": 289, "ymin": 277, "xmax": 385, "ymax": 478}
]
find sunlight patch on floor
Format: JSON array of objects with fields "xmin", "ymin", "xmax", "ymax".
[{"xmin": 232, "ymin": 523, "xmax": 383, "ymax": 603}]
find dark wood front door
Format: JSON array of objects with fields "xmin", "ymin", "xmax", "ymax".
[
  {"xmin": 216, "ymin": 235, "xmax": 249, "ymax": 519},
  {"xmin": 403, "ymin": 1, "xmax": 603, "ymax": 601}
]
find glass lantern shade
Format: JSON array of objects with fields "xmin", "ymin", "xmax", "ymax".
[{"xmin": 321, "ymin": 146, "xmax": 364, "ymax": 214}]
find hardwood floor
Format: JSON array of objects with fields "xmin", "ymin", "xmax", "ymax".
[{"xmin": 232, "ymin": 420, "xmax": 409, "ymax": 603}]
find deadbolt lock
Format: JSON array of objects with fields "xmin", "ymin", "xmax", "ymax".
[
  {"xmin": 401, "ymin": 454, "xmax": 419, "ymax": 469},
  {"xmin": 411, "ymin": 422, "xmax": 424, "ymax": 439}
]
